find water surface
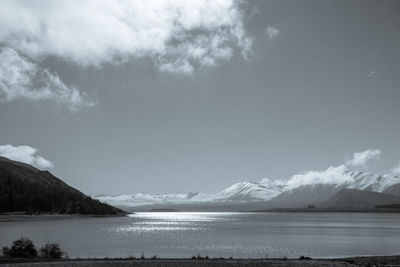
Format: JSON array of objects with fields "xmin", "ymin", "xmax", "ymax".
[{"xmin": 1, "ymin": 212, "xmax": 399, "ymax": 258}]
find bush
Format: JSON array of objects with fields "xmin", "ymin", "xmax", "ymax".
[
  {"xmin": 2, "ymin": 238, "xmax": 37, "ymax": 258},
  {"xmin": 40, "ymin": 243, "xmax": 64, "ymax": 259}
]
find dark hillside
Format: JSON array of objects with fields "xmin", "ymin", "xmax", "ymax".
[
  {"xmin": 0, "ymin": 157, "xmax": 125, "ymax": 215},
  {"xmin": 322, "ymin": 188, "xmax": 400, "ymax": 208}
]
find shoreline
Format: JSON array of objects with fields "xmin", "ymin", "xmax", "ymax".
[
  {"xmin": 1, "ymin": 255, "xmax": 400, "ymax": 266},
  {"xmin": 0, "ymin": 213, "xmax": 129, "ymax": 222},
  {"xmin": 1, "ymin": 210, "xmax": 400, "ymax": 222}
]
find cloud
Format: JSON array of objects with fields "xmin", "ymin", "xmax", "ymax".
[
  {"xmin": 0, "ymin": 0, "xmax": 252, "ymax": 109},
  {"xmin": 368, "ymin": 70, "xmax": 377, "ymax": 78},
  {"xmin": 287, "ymin": 165, "xmax": 352, "ymax": 189},
  {"xmin": 0, "ymin": 0, "xmax": 252, "ymax": 73},
  {"xmin": 345, "ymin": 149, "xmax": 381, "ymax": 168},
  {"xmin": 392, "ymin": 163, "xmax": 400, "ymax": 176},
  {"xmin": 285, "ymin": 149, "xmax": 386, "ymax": 188},
  {"xmin": 0, "ymin": 144, "xmax": 54, "ymax": 169},
  {"xmin": 266, "ymin": 26, "xmax": 279, "ymax": 39},
  {"xmin": 0, "ymin": 47, "xmax": 95, "ymax": 111}
]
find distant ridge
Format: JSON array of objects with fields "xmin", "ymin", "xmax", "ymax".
[
  {"xmin": 0, "ymin": 156, "xmax": 125, "ymax": 215},
  {"xmin": 96, "ymin": 169, "xmax": 400, "ymax": 212},
  {"xmin": 267, "ymin": 171, "xmax": 400, "ymax": 208},
  {"xmin": 322, "ymin": 188, "xmax": 400, "ymax": 208},
  {"xmin": 96, "ymin": 178, "xmax": 285, "ymax": 207}
]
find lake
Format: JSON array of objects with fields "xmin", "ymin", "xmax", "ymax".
[{"xmin": 1, "ymin": 212, "xmax": 400, "ymax": 259}]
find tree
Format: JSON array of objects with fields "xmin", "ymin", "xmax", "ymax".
[
  {"xmin": 40, "ymin": 243, "xmax": 64, "ymax": 259},
  {"xmin": 2, "ymin": 238, "xmax": 37, "ymax": 258}
]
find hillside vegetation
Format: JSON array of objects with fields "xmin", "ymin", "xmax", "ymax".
[{"xmin": 0, "ymin": 157, "xmax": 125, "ymax": 215}]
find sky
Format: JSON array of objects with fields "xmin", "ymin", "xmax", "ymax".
[{"xmin": 0, "ymin": 0, "xmax": 399, "ymax": 195}]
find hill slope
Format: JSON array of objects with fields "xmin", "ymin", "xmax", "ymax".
[
  {"xmin": 266, "ymin": 184, "xmax": 339, "ymax": 208},
  {"xmin": 322, "ymin": 188, "xmax": 400, "ymax": 208},
  {"xmin": 0, "ymin": 157, "xmax": 125, "ymax": 215}
]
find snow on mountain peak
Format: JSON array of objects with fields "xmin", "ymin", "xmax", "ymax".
[
  {"xmin": 96, "ymin": 170, "xmax": 400, "ymax": 208},
  {"xmin": 344, "ymin": 170, "xmax": 400, "ymax": 192},
  {"xmin": 96, "ymin": 178, "xmax": 286, "ymax": 207},
  {"xmin": 212, "ymin": 178, "xmax": 286, "ymax": 201}
]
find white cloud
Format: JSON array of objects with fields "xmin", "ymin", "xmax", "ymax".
[
  {"xmin": 345, "ymin": 149, "xmax": 381, "ymax": 168},
  {"xmin": 266, "ymin": 26, "xmax": 279, "ymax": 39},
  {"xmin": 368, "ymin": 70, "xmax": 377, "ymax": 78},
  {"xmin": 287, "ymin": 165, "xmax": 352, "ymax": 189},
  {"xmin": 0, "ymin": 0, "xmax": 251, "ymax": 109},
  {"xmin": 0, "ymin": 47, "xmax": 94, "ymax": 111},
  {"xmin": 0, "ymin": 144, "xmax": 54, "ymax": 169},
  {"xmin": 392, "ymin": 163, "xmax": 400, "ymax": 176},
  {"xmin": 284, "ymin": 149, "xmax": 391, "ymax": 188},
  {"xmin": 0, "ymin": 0, "xmax": 251, "ymax": 73}
]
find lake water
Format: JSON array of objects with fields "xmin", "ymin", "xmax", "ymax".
[{"xmin": 1, "ymin": 212, "xmax": 400, "ymax": 259}]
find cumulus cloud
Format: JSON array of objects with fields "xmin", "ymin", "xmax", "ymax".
[
  {"xmin": 285, "ymin": 149, "xmax": 386, "ymax": 188},
  {"xmin": 287, "ymin": 165, "xmax": 352, "ymax": 189},
  {"xmin": 0, "ymin": 0, "xmax": 251, "ymax": 109},
  {"xmin": 345, "ymin": 149, "xmax": 381, "ymax": 168},
  {"xmin": 0, "ymin": 144, "xmax": 54, "ymax": 169},
  {"xmin": 0, "ymin": 47, "xmax": 94, "ymax": 111},
  {"xmin": 266, "ymin": 26, "xmax": 279, "ymax": 39},
  {"xmin": 0, "ymin": 0, "xmax": 251, "ymax": 73}
]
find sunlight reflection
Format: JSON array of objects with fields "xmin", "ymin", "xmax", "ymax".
[
  {"xmin": 114, "ymin": 226, "xmax": 203, "ymax": 233},
  {"xmin": 129, "ymin": 212, "xmax": 237, "ymax": 222},
  {"xmin": 107, "ymin": 212, "xmax": 237, "ymax": 234}
]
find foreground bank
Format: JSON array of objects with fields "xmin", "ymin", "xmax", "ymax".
[{"xmin": 1, "ymin": 256, "xmax": 400, "ymax": 267}]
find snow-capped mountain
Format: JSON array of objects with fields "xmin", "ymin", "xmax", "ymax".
[
  {"xmin": 213, "ymin": 179, "xmax": 286, "ymax": 201},
  {"xmin": 96, "ymin": 192, "xmax": 212, "ymax": 207},
  {"xmin": 267, "ymin": 171, "xmax": 400, "ymax": 208},
  {"xmin": 96, "ymin": 171, "xmax": 400, "ymax": 209},
  {"xmin": 96, "ymin": 178, "xmax": 285, "ymax": 207},
  {"xmin": 344, "ymin": 171, "xmax": 400, "ymax": 193}
]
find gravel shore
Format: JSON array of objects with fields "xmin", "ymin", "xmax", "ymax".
[{"xmin": 1, "ymin": 256, "xmax": 400, "ymax": 267}]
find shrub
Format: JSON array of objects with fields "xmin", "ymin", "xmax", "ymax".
[
  {"xmin": 40, "ymin": 243, "xmax": 64, "ymax": 259},
  {"xmin": 2, "ymin": 238, "xmax": 37, "ymax": 258}
]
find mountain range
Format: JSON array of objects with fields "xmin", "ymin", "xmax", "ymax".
[
  {"xmin": 96, "ymin": 178, "xmax": 287, "ymax": 208},
  {"xmin": 2, "ymin": 154, "xmax": 399, "ymax": 213},
  {"xmin": 268, "ymin": 171, "xmax": 400, "ymax": 208},
  {"xmin": 96, "ymin": 170, "xmax": 400, "ymax": 211}
]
